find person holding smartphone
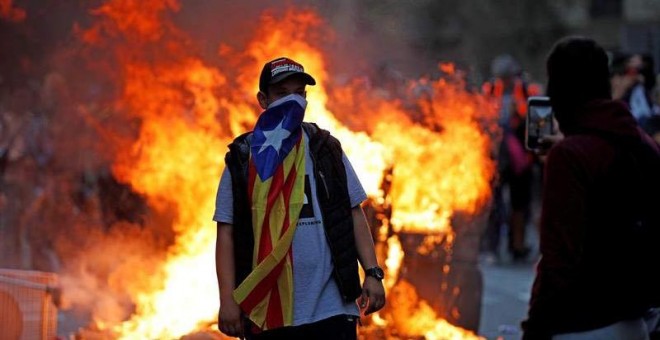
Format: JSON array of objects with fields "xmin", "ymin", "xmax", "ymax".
[
  {"xmin": 522, "ymin": 36, "xmax": 660, "ymax": 339},
  {"xmin": 525, "ymin": 99, "xmax": 564, "ymax": 159}
]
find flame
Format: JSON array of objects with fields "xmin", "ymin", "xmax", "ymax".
[
  {"xmin": 376, "ymin": 73, "xmax": 496, "ymax": 233},
  {"xmin": 388, "ymin": 281, "xmax": 484, "ymax": 340},
  {"xmin": 74, "ymin": 1, "xmax": 497, "ymax": 339},
  {"xmin": 384, "ymin": 235, "xmax": 404, "ymax": 290}
]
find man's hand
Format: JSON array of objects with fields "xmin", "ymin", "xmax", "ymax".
[
  {"xmin": 358, "ymin": 276, "xmax": 386, "ymax": 315},
  {"xmin": 539, "ymin": 132, "xmax": 564, "ymax": 147},
  {"xmin": 535, "ymin": 119, "xmax": 564, "ymax": 157},
  {"xmin": 535, "ymin": 131, "xmax": 565, "ymax": 158},
  {"xmin": 218, "ymin": 296, "xmax": 244, "ymax": 338}
]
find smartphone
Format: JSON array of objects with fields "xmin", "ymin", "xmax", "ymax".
[{"xmin": 525, "ymin": 96, "xmax": 554, "ymax": 151}]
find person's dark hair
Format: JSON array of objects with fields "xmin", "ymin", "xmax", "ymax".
[
  {"xmin": 609, "ymin": 51, "xmax": 631, "ymax": 77},
  {"xmin": 641, "ymin": 54, "xmax": 656, "ymax": 91},
  {"xmin": 546, "ymin": 36, "xmax": 611, "ymax": 124}
]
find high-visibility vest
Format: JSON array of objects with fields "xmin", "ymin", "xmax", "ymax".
[{"xmin": 482, "ymin": 78, "xmax": 541, "ymax": 120}]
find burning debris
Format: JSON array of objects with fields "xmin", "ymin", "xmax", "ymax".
[{"xmin": 1, "ymin": 1, "xmax": 499, "ymax": 339}]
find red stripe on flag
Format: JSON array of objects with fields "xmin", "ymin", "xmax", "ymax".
[
  {"xmin": 266, "ymin": 165, "xmax": 285, "ymax": 210},
  {"xmin": 279, "ymin": 168, "xmax": 296, "ymax": 237},
  {"xmin": 266, "ymin": 281, "xmax": 284, "ymax": 329},
  {"xmin": 257, "ymin": 214, "xmax": 273, "ymax": 264},
  {"xmin": 257, "ymin": 165, "xmax": 284, "ymax": 262},
  {"xmin": 279, "ymin": 141, "xmax": 301, "ymax": 237},
  {"xmin": 240, "ymin": 257, "xmax": 285, "ymax": 312}
]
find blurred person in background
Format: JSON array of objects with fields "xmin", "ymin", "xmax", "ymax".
[
  {"xmin": 611, "ymin": 52, "xmax": 659, "ymax": 133},
  {"xmin": 0, "ymin": 84, "xmax": 34, "ymax": 268},
  {"xmin": 0, "ymin": 81, "xmax": 59, "ymax": 271},
  {"xmin": 480, "ymin": 54, "xmax": 542, "ymax": 263},
  {"xmin": 522, "ymin": 36, "xmax": 660, "ymax": 340},
  {"xmin": 641, "ymin": 70, "xmax": 660, "ymax": 145}
]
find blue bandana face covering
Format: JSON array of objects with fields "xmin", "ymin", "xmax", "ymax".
[
  {"xmin": 250, "ymin": 94, "xmax": 307, "ymax": 180},
  {"xmin": 267, "ymin": 93, "xmax": 308, "ymax": 111}
]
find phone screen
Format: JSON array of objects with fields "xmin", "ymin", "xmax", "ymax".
[{"xmin": 525, "ymin": 96, "xmax": 554, "ymax": 151}]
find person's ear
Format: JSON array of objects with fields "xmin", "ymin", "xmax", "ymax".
[{"xmin": 257, "ymin": 91, "xmax": 268, "ymax": 110}]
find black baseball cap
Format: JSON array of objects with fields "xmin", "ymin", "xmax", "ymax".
[{"xmin": 259, "ymin": 57, "xmax": 316, "ymax": 92}]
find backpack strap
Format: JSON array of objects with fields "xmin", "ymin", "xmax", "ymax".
[{"xmin": 301, "ymin": 122, "xmax": 319, "ymax": 138}]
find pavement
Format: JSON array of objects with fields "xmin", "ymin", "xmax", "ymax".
[
  {"xmin": 478, "ymin": 257, "xmax": 536, "ymax": 340},
  {"xmin": 477, "ymin": 223, "xmax": 540, "ymax": 340}
]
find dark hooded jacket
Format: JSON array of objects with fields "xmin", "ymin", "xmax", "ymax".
[{"xmin": 523, "ymin": 100, "xmax": 660, "ymax": 338}]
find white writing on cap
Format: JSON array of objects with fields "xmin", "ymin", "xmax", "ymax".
[{"xmin": 271, "ymin": 60, "xmax": 304, "ymax": 77}]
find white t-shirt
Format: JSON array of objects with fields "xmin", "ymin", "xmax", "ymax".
[
  {"xmin": 629, "ymin": 84, "xmax": 653, "ymax": 120},
  {"xmin": 213, "ymin": 131, "xmax": 367, "ymax": 325}
]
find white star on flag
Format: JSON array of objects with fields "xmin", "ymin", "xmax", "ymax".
[{"xmin": 258, "ymin": 120, "xmax": 291, "ymax": 154}]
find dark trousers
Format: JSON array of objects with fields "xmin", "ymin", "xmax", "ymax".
[{"xmin": 245, "ymin": 314, "xmax": 358, "ymax": 340}]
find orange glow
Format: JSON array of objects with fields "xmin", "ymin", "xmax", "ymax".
[
  {"xmin": 0, "ymin": 0, "xmax": 25, "ymax": 22},
  {"xmin": 387, "ymin": 281, "xmax": 484, "ymax": 340},
  {"xmin": 73, "ymin": 1, "xmax": 497, "ymax": 339},
  {"xmin": 439, "ymin": 62, "xmax": 456, "ymax": 74},
  {"xmin": 380, "ymin": 73, "xmax": 496, "ymax": 233},
  {"xmin": 241, "ymin": 9, "xmax": 393, "ymax": 197},
  {"xmin": 384, "ymin": 235, "xmax": 404, "ymax": 290}
]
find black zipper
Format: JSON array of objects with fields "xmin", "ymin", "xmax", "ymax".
[
  {"xmin": 309, "ymin": 144, "xmax": 348, "ymax": 300},
  {"xmin": 318, "ymin": 171, "xmax": 330, "ymax": 200}
]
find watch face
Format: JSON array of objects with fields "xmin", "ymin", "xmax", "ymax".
[{"xmin": 369, "ymin": 267, "xmax": 384, "ymax": 280}]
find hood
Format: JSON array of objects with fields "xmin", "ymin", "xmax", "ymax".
[{"xmin": 562, "ymin": 99, "xmax": 641, "ymax": 139}]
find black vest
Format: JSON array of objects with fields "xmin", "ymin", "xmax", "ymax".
[{"xmin": 224, "ymin": 122, "xmax": 362, "ymax": 302}]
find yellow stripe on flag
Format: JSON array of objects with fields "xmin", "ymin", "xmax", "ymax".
[
  {"xmin": 279, "ymin": 255, "xmax": 294, "ymax": 324},
  {"xmin": 250, "ymin": 291, "xmax": 270, "ymax": 329}
]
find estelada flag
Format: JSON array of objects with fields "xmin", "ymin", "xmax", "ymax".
[{"xmin": 232, "ymin": 95, "xmax": 307, "ymax": 330}]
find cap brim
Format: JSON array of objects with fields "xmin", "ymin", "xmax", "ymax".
[{"xmin": 270, "ymin": 71, "xmax": 316, "ymax": 87}]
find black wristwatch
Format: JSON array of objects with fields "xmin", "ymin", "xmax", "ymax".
[{"xmin": 365, "ymin": 266, "xmax": 385, "ymax": 281}]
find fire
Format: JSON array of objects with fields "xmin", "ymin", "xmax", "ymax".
[
  {"xmin": 375, "ymin": 71, "xmax": 496, "ymax": 234},
  {"xmin": 387, "ymin": 281, "xmax": 483, "ymax": 340},
  {"xmin": 384, "ymin": 235, "xmax": 404, "ymax": 289},
  {"xmin": 70, "ymin": 1, "xmax": 496, "ymax": 339}
]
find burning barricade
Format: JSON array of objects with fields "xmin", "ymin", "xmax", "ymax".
[{"xmin": 1, "ymin": 1, "xmax": 500, "ymax": 339}]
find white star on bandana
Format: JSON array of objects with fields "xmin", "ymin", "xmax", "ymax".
[{"xmin": 258, "ymin": 120, "xmax": 291, "ymax": 154}]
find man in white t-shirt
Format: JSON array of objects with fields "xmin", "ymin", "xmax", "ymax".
[{"xmin": 214, "ymin": 57, "xmax": 385, "ymax": 339}]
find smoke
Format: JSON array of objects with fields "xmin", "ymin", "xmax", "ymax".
[
  {"xmin": 56, "ymin": 222, "xmax": 167, "ymax": 326},
  {"xmin": 170, "ymin": 0, "xmax": 439, "ymax": 85}
]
